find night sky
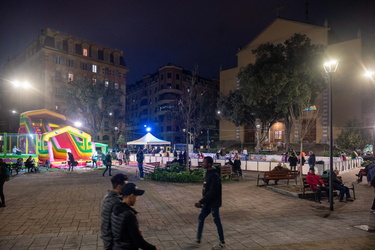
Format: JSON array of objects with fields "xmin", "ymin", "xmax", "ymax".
[{"xmin": 1, "ymin": 0, "xmax": 374, "ymax": 84}]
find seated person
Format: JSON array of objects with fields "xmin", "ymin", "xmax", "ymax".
[
  {"xmin": 331, "ymin": 169, "xmax": 354, "ymax": 202},
  {"xmin": 264, "ymin": 163, "xmax": 286, "ymax": 185},
  {"xmin": 12, "ymin": 146, "xmax": 22, "ymax": 155},
  {"xmin": 232, "ymin": 153, "xmax": 243, "ymax": 177},
  {"xmin": 356, "ymin": 162, "xmax": 375, "ymax": 183},
  {"xmin": 306, "ymin": 168, "xmax": 329, "ymax": 204},
  {"xmin": 25, "ymin": 156, "xmax": 35, "ymax": 172}
]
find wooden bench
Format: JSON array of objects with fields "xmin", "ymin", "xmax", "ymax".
[
  {"xmin": 257, "ymin": 170, "xmax": 298, "ymax": 186},
  {"xmin": 142, "ymin": 162, "xmax": 161, "ymax": 175},
  {"xmin": 220, "ymin": 165, "xmax": 236, "ymax": 180},
  {"xmin": 147, "ymin": 162, "xmax": 160, "ymax": 168},
  {"xmin": 302, "ymin": 177, "xmax": 355, "ymax": 200}
]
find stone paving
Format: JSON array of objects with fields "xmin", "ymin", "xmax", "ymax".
[{"xmin": 0, "ymin": 165, "xmax": 375, "ymax": 250}]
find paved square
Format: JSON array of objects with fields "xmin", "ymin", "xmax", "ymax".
[{"xmin": 1, "ymin": 165, "xmax": 375, "ymax": 249}]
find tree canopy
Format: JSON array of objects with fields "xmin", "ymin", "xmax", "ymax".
[
  {"xmin": 336, "ymin": 119, "xmax": 371, "ymax": 151},
  {"xmin": 219, "ymin": 33, "xmax": 326, "ymax": 148}
]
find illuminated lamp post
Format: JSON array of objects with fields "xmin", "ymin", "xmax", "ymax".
[{"xmin": 324, "ymin": 60, "xmax": 338, "ymax": 211}]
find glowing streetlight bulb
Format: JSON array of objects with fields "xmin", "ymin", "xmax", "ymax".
[
  {"xmin": 365, "ymin": 70, "xmax": 374, "ymax": 78},
  {"xmin": 74, "ymin": 121, "xmax": 82, "ymax": 127}
]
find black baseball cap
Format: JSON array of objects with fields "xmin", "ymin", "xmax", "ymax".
[{"xmin": 121, "ymin": 183, "xmax": 145, "ymax": 196}]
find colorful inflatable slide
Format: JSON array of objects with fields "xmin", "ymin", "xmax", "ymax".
[{"xmin": 18, "ymin": 109, "xmax": 93, "ymax": 166}]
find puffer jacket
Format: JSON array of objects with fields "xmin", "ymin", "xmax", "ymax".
[
  {"xmin": 111, "ymin": 202, "xmax": 156, "ymax": 250},
  {"xmin": 306, "ymin": 172, "xmax": 324, "ymax": 190},
  {"xmin": 199, "ymin": 168, "xmax": 222, "ymax": 208},
  {"xmin": 101, "ymin": 190, "xmax": 122, "ymax": 249}
]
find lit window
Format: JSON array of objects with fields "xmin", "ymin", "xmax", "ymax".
[
  {"xmin": 83, "ymin": 48, "xmax": 88, "ymax": 56},
  {"xmin": 274, "ymin": 131, "xmax": 282, "ymax": 140},
  {"xmin": 55, "ymin": 106, "xmax": 58, "ymax": 110},
  {"xmin": 92, "ymin": 78, "xmax": 97, "ymax": 85},
  {"xmin": 105, "ymin": 81, "xmax": 109, "ymax": 87},
  {"xmin": 114, "ymin": 82, "xmax": 119, "ymax": 89},
  {"xmin": 92, "ymin": 65, "xmax": 97, "ymax": 73},
  {"xmin": 68, "ymin": 73, "xmax": 74, "ymax": 82}
]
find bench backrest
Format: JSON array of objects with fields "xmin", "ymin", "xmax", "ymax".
[
  {"xmin": 221, "ymin": 165, "xmax": 232, "ymax": 175},
  {"xmin": 147, "ymin": 162, "xmax": 160, "ymax": 168},
  {"xmin": 264, "ymin": 170, "xmax": 297, "ymax": 178}
]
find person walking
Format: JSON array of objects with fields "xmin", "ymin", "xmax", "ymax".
[
  {"xmin": 288, "ymin": 152, "xmax": 298, "ymax": 171},
  {"xmin": 67, "ymin": 151, "xmax": 75, "ymax": 171},
  {"xmin": 92, "ymin": 151, "xmax": 98, "ymax": 168},
  {"xmin": 195, "ymin": 156, "xmax": 225, "ymax": 249},
  {"xmin": 136, "ymin": 148, "xmax": 144, "ymax": 180},
  {"xmin": 308, "ymin": 151, "xmax": 316, "ymax": 170},
  {"xmin": 103, "ymin": 152, "xmax": 112, "ymax": 176},
  {"xmin": 0, "ymin": 158, "xmax": 8, "ymax": 207},
  {"xmin": 117, "ymin": 151, "xmax": 124, "ymax": 165},
  {"xmin": 111, "ymin": 183, "xmax": 160, "ymax": 250},
  {"xmin": 124, "ymin": 149, "xmax": 130, "ymax": 165},
  {"xmin": 101, "ymin": 174, "xmax": 128, "ymax": 250},
  {"xmin": 366, "ymin": 165, "xmax": 375, "ymax": 214}
]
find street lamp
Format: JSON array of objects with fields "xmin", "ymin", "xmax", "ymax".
[
  {"xmin": 74, "ymin": 121, "xmax": 82, "ymax": 127},
  {"xmin": 324, "ymin": 59, "xmax": 339, "ymax": 211}
]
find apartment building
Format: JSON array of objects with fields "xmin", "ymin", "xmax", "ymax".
[
  {"xmin": 126, "ymin": 64, "xmax": 219, "ymax": 147},
  {"xmin": 1, "ymin": 28, "xmax": 128, "ymax": 146}
]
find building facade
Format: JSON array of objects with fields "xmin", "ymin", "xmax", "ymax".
[
  {"xmin": 126, "ymin": 64, "xmax": 219, "ymax": 148},
  {"xmin": 1, "ymin": 28, "xmax": 128, "ymax": 146},
  {"xmin": 220, "ymin": 18, "xmax": 374, "ymax": 148}
]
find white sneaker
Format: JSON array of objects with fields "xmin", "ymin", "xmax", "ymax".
[
  {"xmin": 212, "ymin": 242, "xmax": 226, "ymax": 249},
  {"xmin": 140, "ymin": 178, "xmax": 144, "ymax": 180}
]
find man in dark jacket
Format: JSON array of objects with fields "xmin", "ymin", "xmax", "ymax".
[
  {"xmin": 288, "ymin": 153, "xmax": 298, "ymax": 171},
  {"xmin": 308, "ymin": 151, "xmax": 316, "ymax": 169},
  {"xmin": 331, "ymin": 170, "xmax": 354, "ymax": 202},
  {"xmin": 0, "ymin": 158, "xmax": 8, "ymax": 207},
  {"xmin": 103, "ymin": 152, "xmax": 112, "ymax": 177},
  {"xmin": 111, "ymin": 183, "xmax": 160, "ymax": 250},
  {"xmin": 101, "ymin": 174, "xmax": 128, "ymax": 249},
  {"xmin": 67, "ymin": 151, "xmax": 75, "ymax": 171},
  {"xmin": 194, "ymin": 156, "xmax": 225, "ymax": 249},
  {"xmin": 136, "ymin": 148, "xmax": 144, "ymax": 180}
]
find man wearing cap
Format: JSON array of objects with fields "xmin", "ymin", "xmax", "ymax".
[
  {"xmin": 101, "ymin": 174, "xmax": 128, "ymax": 250},
  {"xmin": 195, "ymin": 156, "xmax": 225, "ymax": 249},
  {"xmin": 111, "ymin": 183, "xmax": 160, "ymax": 250}
]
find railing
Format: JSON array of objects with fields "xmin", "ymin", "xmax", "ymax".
[{"xmin": 129, "ymin": 154, "xmax": 362, "ymax": 175}]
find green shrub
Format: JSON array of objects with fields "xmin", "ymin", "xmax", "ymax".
[{"xmin": 147, "ymin": 167, "xmax": 205, "ymax": 183}]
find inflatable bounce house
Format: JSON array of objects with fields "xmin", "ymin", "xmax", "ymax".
[{"xmin": 0, "ymin": 109, "xmax": 106, "ymax": 168}]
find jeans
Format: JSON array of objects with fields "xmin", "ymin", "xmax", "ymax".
[
  {"xmin": 138, "ymin": 162, "xmax": 144, "ymax": 178},
  {"xmin": 335, "ymin": 185, "xmax": 351, "ymax": 200},
  {"xmin": 103, "ymin": 164, "xmax": 111, "ymax": 176},
  {"xmin": 68, "ymin": 161, "xmax": 74, "ymax": 171},
  {"xmin": 316, "ymin": 186, "xmax": 329, "ymax": 202},
  {"xmin": 197, "ymin": 205, "xmax": 224, "ymax": 243}
]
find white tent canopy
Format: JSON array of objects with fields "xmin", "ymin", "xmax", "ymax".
[{"xmin": 127, "ymin": 132, "xmax": 171, "ymax": 145}]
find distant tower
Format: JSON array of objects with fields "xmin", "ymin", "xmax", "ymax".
[
  {"xmin": 273, "ymin": 1, "xmax": 283, "ymax": 17},
  {"xmin": 305, "ymin": 1, "xmax": 310, "ymax": 23}
]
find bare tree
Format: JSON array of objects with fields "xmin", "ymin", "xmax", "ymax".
[
  {"xmin": 291, "ymin": 104, "xmax": 321, "ymax": 182},
  {"xmin": 174, "ymin": 66, "xmax": 216, "ymax": 170},
  {"xmin": 63, "ymin": 79, "xmax": 124, "ymax": 141}
]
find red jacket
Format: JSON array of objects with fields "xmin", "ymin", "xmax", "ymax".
[{"xmin": 306, "ymin": 172, "xmax": 324, "ymax": 190}]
